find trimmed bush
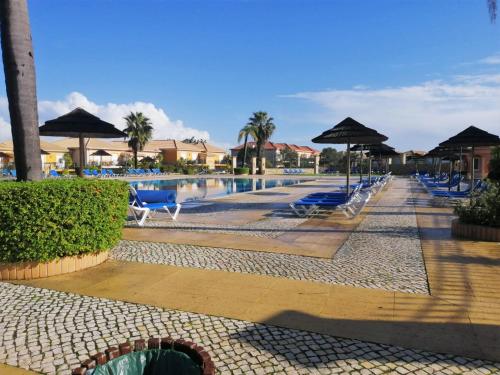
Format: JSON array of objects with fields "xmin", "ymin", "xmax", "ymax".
[
  {"xmin": 0, "ymin": 179, "xmax": 129, "ymax": 263},
  {"xmin": 234, "ymin": 167, "xmax": 250, "ymax": 175},
  {"xmin": 454, "ymin": 181, "xmax": 500, "ymax": 228}
]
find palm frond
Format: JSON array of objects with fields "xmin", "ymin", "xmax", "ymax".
[{"xmin": 489, "ymin": 0, "xmax": 497, "ymax": 23}]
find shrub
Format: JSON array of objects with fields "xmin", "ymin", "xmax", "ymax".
[
  {"xmin": 184, "ymin": 167, "xmax": 196, "ymax": 175},
  {"xmin": 234, "ymin": 167, "xmax": 250, "ymax": 175},
  {"xmin": 454, "ymin": 181, "xmax": 500, "ymax": 228},
  {"xmin": 0, "ymin": 179, "xmax": 129, "ymax": 263},
  {"xmin": 488, "ymin": 146, "xmax": 500, "ymax": 182}
]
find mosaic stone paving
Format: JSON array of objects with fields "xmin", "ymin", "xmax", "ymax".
[
  {"xmin": 111, "ymin": 239, "xmax": 427, "ymax": 294},
  {"xmin": 116, "ymin": 178, "xmax": 428, "ymax": 294},
  {"xmin": 331, "ymin": 177, "xmax": 428, "ymax": 294},
  {"xmin": 1, "ymin": 283, "xmax": 499, "ymax": 375},
  {"xmin": 125, "ymin": 216, "xmax": 309, "ymax": 238}
]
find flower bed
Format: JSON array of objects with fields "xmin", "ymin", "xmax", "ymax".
[
  {"xmin": 451, "ymin": 180, "xmax": 500, "ymax": 242},
  {"xmin": 451, "ymin": 219, "xmax": 500, "ymax": 242},
  {"xmin": 0, "ymin": 251, "xmax": 109, "ymax": 281}
]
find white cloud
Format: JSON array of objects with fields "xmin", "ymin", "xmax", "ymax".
[
  {"xmin": 478, "ymin": 54, "xmax": 500, "ymax": 65},
  {"xmin": 285, "ymin": 74, "xmax": 500, "ymax": 151},
  {"xmin": 0, "ymin": 92, "xmax": 210, "ymax": 142}
]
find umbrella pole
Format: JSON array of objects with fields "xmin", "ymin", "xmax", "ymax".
[
  {"xmin": 78, "ymin": 134, "xmax": 85, "ymax": 177},
  {"xmin": 470, "ymin": 145, "xmax": 475, "ymax": 196},
  {"xmin": 368, "ymin": 156, "xmax": 372, "ymax": 184},
  {"xmin": 359, "ymin": 148, "xmax": 363, "ymax": 183},
  {"xmin": 346, "ymin": 142, "xmax": 351, "ymax": 196},
  {"xmin": 458, "ymin": 147, "xmax": 462, "ymax": 192},
  {"xmin": 448, "ymin": 160, "xmax": 453, "ymax": 191}
]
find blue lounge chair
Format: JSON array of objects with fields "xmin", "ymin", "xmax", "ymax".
[
  {"xmin": 430, "ymin": 180, "xmax": 485, "ymax": 198},
  {"xmin": 10, "ymin": 170, "xmax": 16, "ymax": 178},
  {"xmin": 129, "ymin": 187, "xmax": 182, "ymax": 226},
  {"xmin": 423, "ymin": 174, "xmax": 462, "ymax": 189},
  {"xmin": 290, "ymin": 184, "xmax": 364, "ymax": 218},
  {"xmin": 49, "ymin": 170, "xmax": 61, "ymax": 178}
]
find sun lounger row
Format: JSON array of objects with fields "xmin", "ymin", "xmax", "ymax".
[
  {"xmin": 284, "ymin": 169, "xmax": 306, "ymax": 174},
  {"xmin": 1, "ymin": 169, "xmax": 15, "ymax": 178},
  {"xmin": 126, "ymin": 168, "xmax": 166, "ymax": 176},
  {"xmin": 417, "ymin": 172, "xmax": 488, "ymax": 200},
  {"xmin": 428, "ymin": 179, "xmax": 487, "ymax": 200},
  {"xmin": 129, "ymin": 186, "xmax": 181, "ymax": 226},
  {"xmin": 289, "ymin": 173, "xmax": 392, "ymax": 218},
  {"xmin": 290, "ymin": 184, "xmax": 368, "ymax": 218}
]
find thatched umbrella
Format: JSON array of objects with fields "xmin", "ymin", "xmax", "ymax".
[
  {"xmin": 91, "ymin": 149, "xmax": 112, "ymax": 167},
  {"xmin": 39, "ymin": 108, "xmax": 126, "ymax": 176},
  {"xmin": 141, "ymin": 156, "xmax": 156, "ymax": 163},
  {"xmin": 351, "ymin": 143, "xmax": 397, "ymax": 182},
  {"xmin": 439, "ymin": 126, "xmax": 500, "ymax": 186},
  {"xmin": 366, "ymin": 144, "xmax": 399, "ymax": 177},
  {"xmin": 312, "ymin": 117, "xmax": 388, "ymax": 194},
  {"xmin": 425, "ymin": 146, "xmax": 460, "ymax": 189}
]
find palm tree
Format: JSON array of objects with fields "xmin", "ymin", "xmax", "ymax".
[
  {"xmin": 247, "ymin": 111, "xmax": 276, "ymax": 174},
  {"xmin": 488, "ymin": 0, "xmax": 497, "ymax": 22},
  {"xmin": 123, "ymin": 112, "xmax": 154, "ymax": 168},
  {"xmin": 0, "ymin": 0, "xmax": 42, "ymax": 181},
  {"xmin": 238, "ymin": 123, "xmax": 257, "ymax": 167}
]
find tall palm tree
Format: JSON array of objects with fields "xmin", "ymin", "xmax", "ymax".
[
  {"xmin": 0, "ymin": 0, "xmax": 42, "ymax": 181},
  {"xmin": 123, "ymin": 112, "xmax": 154, "ymax": 168},
  {"xmin": 488, "ymin": 0, "xmax": 497, "ymax": 22},
  {"xmin": 238, "ymin": 123, "xmax": 257, "ymax": 167},
  {"xmin": 247, "ymin": 111, "xmax": 276, "ymax": 174}
]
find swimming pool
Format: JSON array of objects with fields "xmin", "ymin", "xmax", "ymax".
[{"xmin": 130, "ymin": 177, "xmax": 307, "ymax": 203}]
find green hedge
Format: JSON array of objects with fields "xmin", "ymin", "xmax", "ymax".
[
  {"xmin": 234, "ymin": 167, "xmax": 250, "ymax": 175},
  {"xmin": 454, "ymin": 181, "xmax": 500, "ymax": 228},
  {"xmin": 0, "ymin": 179, "xmax": 129, "ymax": 263}
]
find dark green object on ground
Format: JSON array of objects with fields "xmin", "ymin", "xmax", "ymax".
[
  {"xmin": 234, "ymin": 167, "xmax": 249, "ymax": 175},
  {"xmin": 92, "ymin": 349, "xmax": 201, "ymax": 375}
]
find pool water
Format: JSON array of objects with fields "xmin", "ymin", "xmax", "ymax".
[{"xmin": 130, "ymin": 177, "xmax": 307, "ymax": 203}]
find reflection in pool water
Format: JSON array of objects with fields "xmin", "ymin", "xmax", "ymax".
[{"xmin": 130, "ymin": 178, "xmax": 307, "ymax": 203}]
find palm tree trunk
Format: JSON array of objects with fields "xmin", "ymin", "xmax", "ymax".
[
  {"xmin": 257, "ymin": 145, "xmax": 264, "ymax": 175},
  {"xmin": 242, "ymin": 134, "xmax": 248, "ymax": 167},
  {"xmin": 0, "ymin": 0, "xmax": 42, "ymax": 181},
  {"xmin": 133, "ymin": 149, "xmax": 138, "ymax": 169}
]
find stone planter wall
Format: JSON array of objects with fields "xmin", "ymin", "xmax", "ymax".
[
  {"xmin": 0, "ymin": 251, "xmax": 108, "ymax": 281},
  {"xmin": 72, "ymin": 337, "xmax": 215, "ymax": 375},
  {"xmin": 451, "ymin": 219, "xmax": 500, "ymax": 242}
]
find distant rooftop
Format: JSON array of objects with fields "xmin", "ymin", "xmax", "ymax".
[{"xmin": 231, "ymin": 141, "xmax": 320, "ymax": 154}]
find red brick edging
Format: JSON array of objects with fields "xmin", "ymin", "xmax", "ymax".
[
  {"xmin": 451, "ymin": 219, "xmax": 500, "ymax": 242},
  {"xmin": 0, "ymin": 251, "xmax": 108, "ymax": 281},
  {"xmin": 72, "ymin": 337, "xmax": 215, "ymax": 375}
]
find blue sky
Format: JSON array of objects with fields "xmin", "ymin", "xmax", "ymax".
[{"xmin": 1, "ymin": 0, "xmax": 500, "ymax": 151}]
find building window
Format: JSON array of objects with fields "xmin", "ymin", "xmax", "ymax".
[{"xmin": 473, "ymin": 157, "xmax": 480, "ymax": 171}]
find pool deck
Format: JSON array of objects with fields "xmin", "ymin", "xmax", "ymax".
[
  {"xmin": 124, "ymin": 178, "xmax": 363, "ymax": 258},
  {"xmin": 4, "ymin": 177, "xmax": 500, "ymax": 373}
]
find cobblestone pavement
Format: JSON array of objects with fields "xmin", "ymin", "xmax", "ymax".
[
  {"xmin": 125, "ymin": 216, "xmax": 309, "ymax": 238},
  {"xmin": 1, "ymin": 282, "xmax": 499, "ymax": 375},
  {"xmin": 112, "ymin": 237, "xmax": 427, "ymax": 294},
  {"xmin": 332, "ymin": 177, "xmax": 428, "ymax": 294},
  {"xmin": 115, "ymin": 178, "xmax": 428, "ymax": 294}
]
